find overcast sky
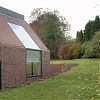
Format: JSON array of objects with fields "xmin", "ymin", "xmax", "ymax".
[{"xmin": 0, "ymin": 0, "xmax": 100, "ymax": 38}]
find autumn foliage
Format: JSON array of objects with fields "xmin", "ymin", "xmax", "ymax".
[{"xmin": 58, "ymin": 42, "xmax": 81, "ymax": 59}]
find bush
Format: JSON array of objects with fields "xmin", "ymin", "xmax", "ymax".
[
  {"xmin": 81, "ymin": 41, "xmax": 94, "ymax": 58},
  {"xmin": 81, "ymin": 31, "xmax": 100, "ymax": 58},
  {"xmin": 58, "ymin": 42, "xmax": 81, "ymax": 59}
]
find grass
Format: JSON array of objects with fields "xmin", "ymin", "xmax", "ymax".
[{"xmin": 0, "ymin": 58, "xmax": 100, "ymax": 100}]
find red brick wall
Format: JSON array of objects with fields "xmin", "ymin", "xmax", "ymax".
[
  {"xmin": 48, "ymin": 64, "xmax": 75, "ymax": 76},
  {"xmin": 49, "ymin": 64, "xmax": 64, "ymax": 75},
  {"xmin": 0, "ymin": 43, "xmax": 52, "ymax": 88},
  {"xmin": 0, "ymin": 44, "xmax": 1, "ymax": 61},
  {"xmin": 40, "ymin": 50, "xmax": 75, "ymax": 78},
  {"xmin": 1, "ymin": 44, "xmax": 26, "ymax": 89},
  {"xmin": 0, "ymin": 44, "xmax": 75, "ymax": 89},
  {"xmin": 41, "ymin": 51, "xmax": 50, "ymax": 77}
]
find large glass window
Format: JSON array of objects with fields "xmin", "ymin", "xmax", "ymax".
[
  {"xmin": 8, "ymin": 22, "xmax": 40, "ymax": 50},
  {"xmin": 26, "ymin": 50, "xmax": 41, "ymax": 77},
  {"xmin": 8, "ymin": 22, "xmax": 42, "ymax": 77}
]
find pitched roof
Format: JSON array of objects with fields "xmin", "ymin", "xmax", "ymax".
[{"xmin": 0, "ymin": 14, "xmax": 49, "ymax": 51}]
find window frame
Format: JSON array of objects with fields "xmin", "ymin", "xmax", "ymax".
[
  {"xmin": 8, "ymin": 22, "xmax": 41, "ymax": 50},
  {"xmin": 7, "ymin": 22, "xmax": 42, "ymax": 78},
  {"xmin": 26, "ymin": 48, "xmax": 42, "ymax": 78}
]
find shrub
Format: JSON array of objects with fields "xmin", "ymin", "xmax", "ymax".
[
  {"xmin": 81, "ymin": 41, "xmax": 94, "ymax": 58},
  {"xmin": 58, "ymin": 42, "xmax": 81, "ymax": 59},
  {"xmin": 81, "ymin": 31, "xmax": 100, "ymax": 58}
]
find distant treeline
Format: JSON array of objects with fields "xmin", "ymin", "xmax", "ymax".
[{"xmin": 30, "ymin": 8, "xmax": 100, "ymax": 59}]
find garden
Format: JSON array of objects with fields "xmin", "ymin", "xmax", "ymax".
[{"xmin": 0, "ymin": 58, "xmax": 99, "ymax": 100}]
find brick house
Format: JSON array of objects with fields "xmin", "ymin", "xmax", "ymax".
[
  {"xmin": 0, "ymin": 6, "xmax": 51, "ymax": 89},
  {"xmin": 0, "ymin": 6, "xmax": 74, "ymax": 89}
]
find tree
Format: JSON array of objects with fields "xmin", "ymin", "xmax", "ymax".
[
  {"xmin": 84, "ymin": 21, "xmax": 94, "ymax": 41},
  {"xmin": 30, "ymin": 8, "xmax": 70, "ymax": 59},
  {"xmin": 76, "ymin": 30, "xmax": 84, "ymax": 44},
  {"xmin": 58, "ymin": 42, "xmax": 81, "ymax": 59},
  {"xmin": 92, "ymin": 31, "xmax": 100, "ymax": 57},
  {"xmin": 81, "ymin": 41, "xmax": 93, "ymax": 58},
  {"xmin": 84, "ymin": 16, "xmax": 100, "ymax": 42},
  {"xmin": 81, "ymin": 31, "xmax": 100, "ymax": 58},
  {"xmin": 94, "ymin": 16, "xmax": 100, "ymax": 32}
]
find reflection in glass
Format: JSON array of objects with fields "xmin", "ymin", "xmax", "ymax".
[
  {"xmin": 8, "ymin": 22, "xmax": 42, "ymax": 77},
  {"xmin": 8, "ymin": 22, "xmax": 40, "ymax": 50},
  {"xmin": 26, "ymin": 50, "xmax": 41, "ymax": 77}
]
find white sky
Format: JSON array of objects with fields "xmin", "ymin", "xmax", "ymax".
[{"xmin": 0, "ymin": 0, "xmax": 100, "ymax": 38}]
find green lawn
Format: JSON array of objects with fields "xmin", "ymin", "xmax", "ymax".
[{"xmin": 0, "ymin": 59, "xmax": 100, "ymax": 100}]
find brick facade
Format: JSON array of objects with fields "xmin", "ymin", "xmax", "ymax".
[
  {"xmin": 49, "ymin": 64, "xmax": 75, "ymax": 76},
  {"xmin": 0, "ymin": 43, "xmax": 75, "ymax": 89},
  {"xmin": 0, "ymin": 43, "xmax": 52, "ymax": 89},
  {"xmin": 0, "ymin": 44, "xmax": 26, "ymax": 89},
  {"xmin": 42, "ymin": 51, "xmax": 50, "ymax": 76}
]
